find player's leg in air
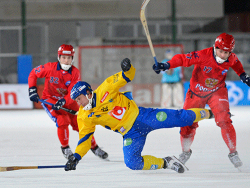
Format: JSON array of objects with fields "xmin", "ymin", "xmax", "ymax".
[{"xmin": 123, "ymin": 107, "xmax": 212, "ymax": 173}]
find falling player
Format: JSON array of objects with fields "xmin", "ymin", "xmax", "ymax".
[
  {"xmin": 64, "ymin": 58, "xmax": 214, "ymax": 173},
  {"xmin": 153, "ymin": 33, "xmax": 249, "ymax": 169},
  {"xmin": 28, "ymin": 44, "xmax": 108, "ymax": 160}
]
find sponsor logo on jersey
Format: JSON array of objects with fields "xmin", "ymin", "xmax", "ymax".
[
  {"xmin": 108, "ymin": 106, "xmax": 126, "ymax": 121},
  {"xmin": 195, "ymin": 83, "xmax": 219, "ymax": 92},
  {"xmin": 120, "ymin": 126, "xmax": 126, "ymax": 133},
  {"xmin": 205, "ymin": 78, "xmax": 219, "ymax": 88},
  {"xmin": 222, "ymin": 69, "xmax": 228, "ymax": 75},
  {"xmin": 100, "ymin": 92, "xmax": 109, "ymax": 103},
  {"xmin": 101, "ymin": 106, "xmax": 108, "ymax": 112},
  {"xmin": 200, "ymin": 110, "xmax": 206, "ymax": 118},
  {"xmin": 88, "ymin": 112, "xmax": 94, "ymax": 118},
  {"xmin": 150, "ymin": 165, "xmax": 158, "ymax": 170},
  {"xmin": 124, "ymin": 138, "xmax": 132, "ymax": 146},
  {"xmin": 156, "ymin": 111, "xmax": 167, "ymax": 122},
  {"xmin": 65, "ymin": 81, "xmax": 71, "ymax": 86}
]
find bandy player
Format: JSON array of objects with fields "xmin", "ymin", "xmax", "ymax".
[
  {"xmin": 28, "ymin": 44, "xmax": 108, "ymax": 160},
  {"xmin": 153, "ymin": 33, "xmax": 250, "ymax": 169}
]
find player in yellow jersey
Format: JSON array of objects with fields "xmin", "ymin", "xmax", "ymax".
[{"xmin": 65, "ymin": 58, "xmax": 213, "ymax": 173}]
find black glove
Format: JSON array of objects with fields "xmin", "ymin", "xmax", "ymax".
[
  {"xmin": 152, "ymin": 62, "xmax": 170, "ymax": 74},
  {"xmin": 121, "ymin": 58, "xmax": 131, "ymax": 72},
  {"xmin": 29, "ymin": 86, "xmax": 39, "ymax": 103},
  {"xmin": 240, "ymin": 72, "xmax": 250, "ymax": 86},
  {"xmin": 65, "ymin": 155, "xmax": 79, "ymax": 171},
  {"xmin": 52, "ymin": 98, "xmax": 66, "ymax": 110}
]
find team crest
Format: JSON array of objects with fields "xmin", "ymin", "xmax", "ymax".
[
  {"xmin": 205, "ymin": 78, "xmax": 218, "ymax": 88},
  {"xmin": 56, "ymin": 88, "xmax": 67, "ymax": 95},
  {"xmin": 108, "ymin": 106, "xmax": 126, "ymax": 121}
]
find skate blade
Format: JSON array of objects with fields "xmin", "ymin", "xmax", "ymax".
[
  {"xmin": 172, "ymin": 156, "xmax": 189, "ymax": 171},
  {"xmin": 237, "ymin": 166, "xmax": 242, "ymax": 172}
]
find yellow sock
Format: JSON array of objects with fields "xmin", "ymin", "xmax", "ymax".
[
  {"xmin": 188, "ymin": 108, "xmax": 210, "ymax": 122},
  {"xmin": 142, "ymin": 155, "xmax": 164, "ymax": 170}
]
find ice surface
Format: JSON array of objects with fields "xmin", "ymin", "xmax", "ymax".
[{"xmin": 1, "ymin": 107, "xmax": 250, "ymax": 188}]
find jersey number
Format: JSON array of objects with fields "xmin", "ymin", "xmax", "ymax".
[
  {"xmin": 50, "ymin": 77, "xmax": 59, "ymax": 84},
  {"xmin": 203, "ymin": 66, "xmax": 212, "ymax": 73}
]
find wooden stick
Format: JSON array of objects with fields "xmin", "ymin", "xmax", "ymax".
[
  {"xmin": 39, "ymin": 99, "xmax": 78, "ymax": 115},
  {"xmin": 0, "ymin": 165, "xmax": 65, "ymax": 172},
  {"xmin": 140, "ymin": 0, "xmax": 158, "ymax": 66}
]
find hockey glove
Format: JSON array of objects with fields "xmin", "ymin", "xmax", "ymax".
[
  {"xmin": 121, "ymin": 58, "xmax": 131, "ymax": 72},
  {"xmin": 152, "ymin": 62, "xmax": 170, "ymax": 74},
  {"xmin": 29, "ymin": 86, "xmax": 39, "ymax": 103},
  {"xmin": 240, "ymin": 72, "xmax": 250, "ymax": 86},
  {"xmin": 65, "ymin": 155, "xmax": 79, "ymax": 171},
  {"xmin": 52, "ymin": 98, "xmax": 66, "ymax": 110}
]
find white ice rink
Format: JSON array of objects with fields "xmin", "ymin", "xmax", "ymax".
[{"xmin": 1, "ymin": 107, "xmax": 250, "ymax": 188}]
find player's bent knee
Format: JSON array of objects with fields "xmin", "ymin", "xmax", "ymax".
[
  {"xmin": 124, "ymin": 157, "xmax": 144, "ymax": 170},
  {"xmin": 217, "ymin": 121, "xmax": 233, "ymax": 129}
]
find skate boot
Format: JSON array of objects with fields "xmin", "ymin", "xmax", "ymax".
[
  {"xmin": 163, "ymin": 156, "xmax": 186, "ymax": 173},
  {"xmin": 91, "ymin": 146, "xmax": 108, "ymax": 159},
  {"xmin": 228, "ymin": 151, "xmax": 243, "ymax": 168},
  {"xmin": 179, "ymin": 149, "xmax": 192, "ymax": 164},
  {"xmin": 61, "ymin": 146, "xmax": 73, "ymax": 160}
]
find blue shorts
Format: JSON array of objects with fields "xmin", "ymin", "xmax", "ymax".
[{"xmin": 123, "ymin": 107, "xmax": 195, "ymax": 170}]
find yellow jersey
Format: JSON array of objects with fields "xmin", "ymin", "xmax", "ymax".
[{"xmin": 75, "ymin": 65, "xmax": 139, "ymax": 159}]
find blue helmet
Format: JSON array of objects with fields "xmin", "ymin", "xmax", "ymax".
[{"xmin": 70, "ymin": 81, "xmax": 92, "ymax": 100}]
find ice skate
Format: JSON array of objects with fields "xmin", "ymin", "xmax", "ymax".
[
  {"xmin": 179, "ymin": 149, "xmax": 192, "ymax": 164},
  {"xmin": 228, "ymin": 151, "xmax": 243, "ymax": 168},
  {"xmin": 163, "ymin": 156, "xmax": 188, "ymax": 173},
  {"xmin": 91, "ymin": 146, "xmax": 108, "ymax": 159},
  {"xmin": 61, "ymin": 146, "xmax": 73, "ymax": 160}
]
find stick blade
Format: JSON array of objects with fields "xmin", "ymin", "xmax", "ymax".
[{"xmin": 0, "ymin": 166, "xmax": 38, "ymax": 172}]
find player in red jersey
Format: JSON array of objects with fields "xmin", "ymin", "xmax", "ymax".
[
  {"xmin": 28, "ymin": 44, "xmax": 108, "ymax": 160},
  {"xmin": 153, "ymin": 33, "xmax": 250, "ymax": 169}
]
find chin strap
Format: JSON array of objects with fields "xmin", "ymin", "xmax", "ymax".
[{"xmin": 83, "ymin": 91, "xmax": 94, "ymax": 110}]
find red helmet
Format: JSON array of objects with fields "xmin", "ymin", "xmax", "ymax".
[
  {"xmin": 58, "ymin": 44, "xmax": 75, "ymax": 59},
  {"xmin": 214, "ymin": 33, "xmax": 235, "ymax": 52}
]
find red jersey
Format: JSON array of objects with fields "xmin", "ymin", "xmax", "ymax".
[
  {"xmin": 28, "ymin": 62, "xmax": 80, "ymax": 104},
  {"xmin": 168, "ymin": 47, "xmax": 245, "ymax": 97}
]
